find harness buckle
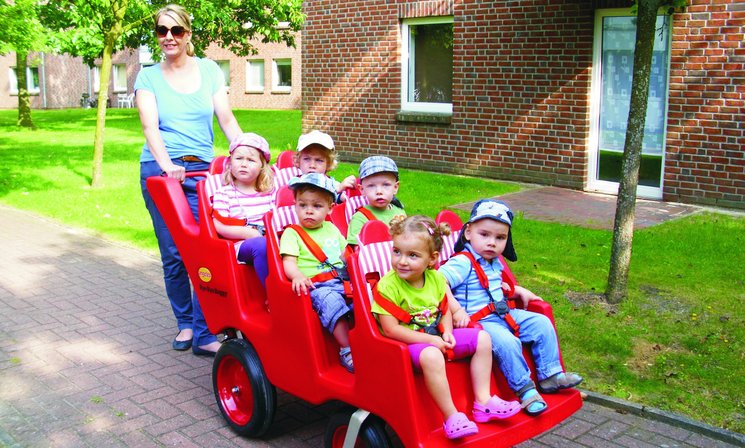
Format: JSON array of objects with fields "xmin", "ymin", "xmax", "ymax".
[{"xmin": 492, "ymin": 300, "xmax": 511, "ymax": 318}]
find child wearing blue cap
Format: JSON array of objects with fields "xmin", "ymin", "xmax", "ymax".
[
  {"xmin": 280, "ymin": 173, "xmax": 354, "ymax": 372},
  {"xmin": 346, "ymin": 155, "xmax": 406, "ymax": 245},
  {"xmin": 438, "ymin": 199, "xmax": 582, "ymax": 416}
]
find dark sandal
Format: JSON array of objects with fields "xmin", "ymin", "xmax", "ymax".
[{"xmin": 520, "ymin": 389, "xmax": 548, "ymax": 416}]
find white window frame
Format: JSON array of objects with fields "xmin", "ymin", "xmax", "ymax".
[
  {"xmin": 216, "ymin": 60, "xmax": 231, "ymax": 89},
  {"xmin": 113, "ymin": 64, "xmax": 127, "ymax": 92},
  {"xmin": 8, "ymin": 66, "xmax": 40, "ymax": 94},
  {"xmin": 271, "ymin": 58, "xmax": 292, "ymax": 93},
  {"xmin": 246, "ymin": 59, "xmax": 265, "ymax": 92},
  {"xmin": 92, "ymin": 66, "xmax": 101, "ymax": 93},
  {"xmin": 588, "ymin": 8, "xmax": 671, "ymax": 200},
  {"xmin": 400, "ymin": 16, "xmax": 453, "ymax": 114}
]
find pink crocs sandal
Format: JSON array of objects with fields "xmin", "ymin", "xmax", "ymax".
[
  {"xmin": 472, "ymin": 395, "xmax": 521, "ymax": 422},
  {"xmin": 443, "ymin": 412, "xmax": 478, "ymax": 439}
]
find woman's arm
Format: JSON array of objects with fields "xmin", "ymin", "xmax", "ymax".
[
  {"xmin": 213, "ymin": 88, "xmax": 242, "ymax": 144},
  {"xmin": 136, "ymin": 90, "xmax": 184, "ymax": 181}
]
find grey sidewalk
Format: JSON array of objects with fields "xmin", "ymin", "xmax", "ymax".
[{"xmin": 0, "ymin": 204, "xmax": 742, "ymax": 448}]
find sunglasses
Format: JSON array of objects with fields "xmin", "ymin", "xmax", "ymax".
[{"xmin": 155, "ymin": 25, "xmax": 186, "ymax": 38}]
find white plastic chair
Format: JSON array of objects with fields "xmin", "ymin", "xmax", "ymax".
[{"xmin": 117, "ymin": 93, "xmax": 134, "ymax": 108}]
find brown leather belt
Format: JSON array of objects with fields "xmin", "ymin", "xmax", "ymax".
[{"xmin": 178, "ymin": 155, "xmax": 202, "ymax": 162}]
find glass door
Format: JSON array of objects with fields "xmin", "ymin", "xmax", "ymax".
[{"xmin": 589, "ymin": 10, "xmax": 671, "ymax": 199}]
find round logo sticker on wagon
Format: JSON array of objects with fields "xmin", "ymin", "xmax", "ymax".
[{"xmin": 198, "ymin": 267, "xmax": 212, "ymax": 283}]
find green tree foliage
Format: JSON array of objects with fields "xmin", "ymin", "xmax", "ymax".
[
  {"xmin": 38, "ymin": 0, "xmax": 304, "ymax": 187},
  {"xmin": 606, "ymin": 0, "xmax": 687, "ymax": 303},
  {"xmin": 0, "ymin": 0, "xmax": 50, "ymax": 128}
]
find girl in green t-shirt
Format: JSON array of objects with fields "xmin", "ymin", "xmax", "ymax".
[{"xmin": 372, "ymin": 215, "xmax": 520, "ymax": 440}]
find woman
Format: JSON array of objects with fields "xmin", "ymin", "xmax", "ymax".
[{"xmin": 135, "ymin": 4, "xmax": 242, "ymax": 357}]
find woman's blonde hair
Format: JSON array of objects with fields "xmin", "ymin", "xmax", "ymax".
[
  {"xmin": 389, "ymin": 215, "xmax": 451, "ymax": 257},
  {"xmin": 222, "ymin": 151, "xmax": 275, "ymax": 193},
  {"xmin": 293, "ymin": 145, "xmax": 339, "ymax": 172},
  {"xmin": 155, "ymin": 4, "xmax": 195, "ymax": 57}
]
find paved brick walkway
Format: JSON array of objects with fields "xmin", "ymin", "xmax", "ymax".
[{"xmin": 1, "ymin": 204, "xmax": 742, "ymax": 447}]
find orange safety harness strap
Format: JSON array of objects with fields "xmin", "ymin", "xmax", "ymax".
[
  {"xmin": 357, "ymin": 206, "xmax": 377, "ymax": 221},
  {"xmin": 371, "ymin": 282, "xmax": 454, "ymax": 360},
  {"xmin": 212, "ymin": 208, "xmax": 247, "ymax": 226},
  {"xmin": 455, "ymin": 251, "xmax": 520, "ymax": 337},
  {"xmin": 287, "ymin": 224, "xmax": 351, "ymax": 294}
]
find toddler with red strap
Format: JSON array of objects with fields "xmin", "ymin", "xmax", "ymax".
[
  {"xmin": 346, "ymin": 156, "xmax": 406, "ymax": 246},
  {"xmin": 211, "ymin": 133, "xmax": 275, "ymax": 286},
  {"xmin": 439, "ymin": 199, "xmax": 583, "ymax": 417},
  {"xmin": 372, "ymin": 215, "xmax": 520, "ymax": 440},
  {"xmin": 280, "ymin": 173, "xmax": 354, "ymax": 373}
]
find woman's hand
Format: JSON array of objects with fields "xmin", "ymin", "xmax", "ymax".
[{"xmin": 164, "ymin": 162, "xmax": 186, "ymax": 182}]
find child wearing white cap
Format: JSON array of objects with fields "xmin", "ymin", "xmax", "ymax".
[
  {"xmin": 346, "ymin": 155, "xmax": 406, "ymax": 245},
  {"xmin": 294, "ymin": 130, "xmax": 356, "ymax": 202},
  {"xmin": 439, "ymin": 199, "xmax": 583, "ymax": 416},
  {"xmin": 212, "ymin": 132, "xmax": 275, "ymax": 286},
  {"xmin": 280, "ymin": 173, "xmax": 354, "ymax": 372}
]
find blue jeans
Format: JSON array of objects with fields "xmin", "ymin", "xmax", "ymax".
[
  {"xmin": 309, "ymin": 279, "xmax": 350, "ymax": 334},
  {"xmin": 140, "ymin": 159, "xmax": 217, "ymax": 347},
  {"xmin": 479, "ymin": 308, "xmax": 563, "ymax": 393}
]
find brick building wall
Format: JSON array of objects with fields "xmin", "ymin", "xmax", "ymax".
[
  {"xmin": 1, "ymin": 35, "xmax": 301, "ymax": 111},
  {"xmin": 664, "ymin": 1, "xmax": 745, "ymax": 209},
  {"xmin": 302, "ymin": 0, "xmax": 745, "ymax": 209}
]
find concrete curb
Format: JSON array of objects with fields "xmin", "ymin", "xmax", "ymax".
[{"xmin": 581, "ymin": 390, "xmax": 745, "ymax": 447}]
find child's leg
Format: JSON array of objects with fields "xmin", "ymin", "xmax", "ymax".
[
  {"xmin": 468, "ymin": 330, "xmax": 493, "ymax": 404},
  {"xmin": 237, "ymin": 237, "xmax": 268, "ymax": 286},
  {"xmin": 309, "ymin": 280, "xmax": 351, "ymax": 338},
  {"xmin": 511, "ymin": 309, "xmax": 564, "ymax": 381},
  {"xmin": 479, "ymin": 320, "xmax": 533, "ymax": 392},
  {"xmin": 332, "ymin": 318, "xmax": 350, "ymax": 347},
  {"xmin": 417, "ymin": 346, "xmax": 458, "ymax": 418}
]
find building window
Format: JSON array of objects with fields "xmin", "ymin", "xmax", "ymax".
[
  {"xmin": 401, "ymin": 16, "xmax": 453, "ymax": 114},
  {"xmin": 8, "ymin": 66, "xmax": 40, "ymax": 94},
  {"xmin": 588, "ymin": 9, "xmax": 670, "ymax": 197},
  {"xmin": 216, "ymin": 60, "xmax": 231, "ymax": 88},
  {"xmin": 246, "ymin": 60, "xmax": 265, "ymax": 92},
  {"xmin": 113, "ymin": 64, "xmax": 127, "ymax": 92},
  {"xmin": 272, "ymin": 58, "xmax": 292, "ymax": 92},
  {"xmin": 92, "ymin": 66, "xmax": 101, "ymax": 93}
]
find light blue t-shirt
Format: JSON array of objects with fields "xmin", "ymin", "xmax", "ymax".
[
  {"xmin": 134, "ymin": 57, "xmax": 224, "ymax": 162},
  {"xmin": 438, "ymin": 242, "xmax": 506, "ymax": 316}
]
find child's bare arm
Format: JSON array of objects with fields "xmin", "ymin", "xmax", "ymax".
[
  {"xmin": 378, "ymin": 314, "xmax": 450, "ymax": 352},
  {"xmin": 338, "ymin": 175, "xmax": 357, "ymax": 192},
  {"xmin": 282, "ymin": 255, "xmax": 314, "ymax": 296},
  {"xmin": 214, "ymin": 219, "xmax": 262, "ymax": 241},
  {"xmin": 445, "ymin": 283, "xmax": 470, "ymax": 328},
  {"xmin": 512, "ymin": 285, "xmax": 543, "ymax": 309}
]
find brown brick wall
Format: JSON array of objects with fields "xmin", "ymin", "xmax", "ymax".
[
  {"xmin": 664, "ymin": 0, "xmax": 745, "ymax": 209},
  {"xmin": 302, "ymin": 0, "xmax": 745, "ymax": 209}
]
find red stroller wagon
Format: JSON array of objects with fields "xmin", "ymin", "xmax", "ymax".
[{"xmin": 146, "ymin": 160, "xmax": 582, "ymax": 447}]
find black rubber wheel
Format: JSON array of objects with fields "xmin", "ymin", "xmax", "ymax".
[
  {"xmin": 212, "ymin": 338, "xmax": 276, "ymax": 437},
  {"xmin": 324, "ymin": 410, "xmax": 393, "ymax": 448}
]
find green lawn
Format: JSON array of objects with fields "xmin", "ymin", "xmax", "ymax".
[{"xmin": 1, "ymin": 109, "xmax": 743, "ymax": 434}]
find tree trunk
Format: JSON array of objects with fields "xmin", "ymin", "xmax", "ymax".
[
  {"xmin": 16, "ymin": 52, "xmax": 34, "ymax": 128},
  {"xmin": 606, "ymin": 0, "xmax": 663, "ymax": 304},
  {"xmin": 90, "ymin": 0, "xmax": 128, "ymax": 188}
]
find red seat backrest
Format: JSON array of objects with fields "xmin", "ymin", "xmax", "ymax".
[
  {"xmin": 275, "ymin": 150, "xmax": 295, "ymax": 169},
  {"xmin": 435, "ymin": 209, "xmax": 464, "ymax": 266}
]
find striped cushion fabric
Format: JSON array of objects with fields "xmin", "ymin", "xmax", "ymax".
[
  {"xmin": 357, "ymin": 240, "xmax": 393, "ymax": 303},
  {"xmin": 272, "ymin": 166, "xmax": 302, "ymax": 189},
  {"xmin": 344, "ymin": 194, "xmax": 370, "ymax": 223}
]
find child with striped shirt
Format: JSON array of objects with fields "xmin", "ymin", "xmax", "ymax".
[{"xmin": 212, "ymin": 133, "xmax": 275, "ymax": 286}]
